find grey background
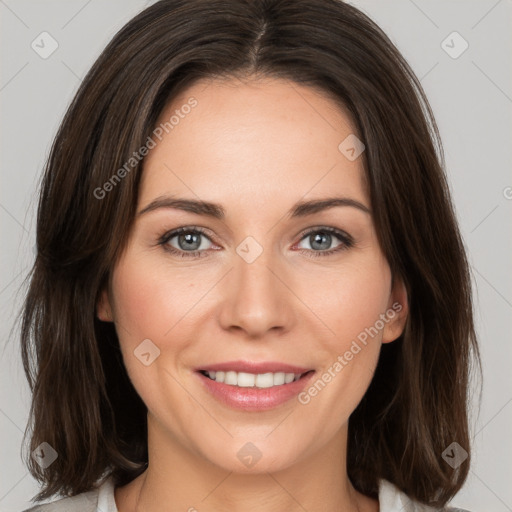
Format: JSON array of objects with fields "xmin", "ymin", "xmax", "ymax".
[{"xmin": 1, "ymin": 0, "xmax": 511, "ymax": 511}]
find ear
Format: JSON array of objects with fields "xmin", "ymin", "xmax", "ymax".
[
  {"xmin": 382, "ymin": 274, "xmax": 409, "ymax": 344},
  {"xmin": 96, "ymin": 287, "xmax": 113, "ymax": 322}
]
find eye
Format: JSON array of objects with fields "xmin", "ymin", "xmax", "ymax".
[
  {"xmin": 295, "ymin": 227, "xmax": 354, "ymax": 257},
  {"xmin": 158, "ymin": 226, "xmax": 215, "ymax": 258},
  {"xmin": 158, "ymin": 225, "xmax": 354, "ymax": 259}
]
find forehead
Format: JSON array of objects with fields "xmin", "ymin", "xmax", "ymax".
[{"xmin": 139, "ymin": 76, "xmax": 367, "ymax": 214}]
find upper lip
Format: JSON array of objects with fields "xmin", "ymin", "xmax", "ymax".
[{"xmin": 196, "ymin": 360, "xmax": 313, "ymax": 374}]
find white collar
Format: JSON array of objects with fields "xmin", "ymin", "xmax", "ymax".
[{"xmin": 378, "ymin": 478, "xmax": 449, "ymax": 511}]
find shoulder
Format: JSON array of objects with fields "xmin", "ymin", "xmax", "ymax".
[
  {"xmin": 20, "ymin": 476, "xmax": 116, "ymax": 512},
  {"xmin": 20, "ymin": 488, "xmax": 98, "ymax": 512},
  {"xmin": 378, "ymin": 479, "xmax": 474, "ymax": 512}
]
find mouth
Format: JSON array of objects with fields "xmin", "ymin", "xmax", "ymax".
[
  {"xmin": 194, "ymin": 362, "xmax": 316, "ymax": 411},
  {"xmin": 197, "ymin": 369, "xmax": 314, "ymax": 388}
]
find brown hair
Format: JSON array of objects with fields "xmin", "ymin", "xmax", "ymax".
[{"xmin": 18, "ymin": 0, "xmax": 482, "ymax": 508}]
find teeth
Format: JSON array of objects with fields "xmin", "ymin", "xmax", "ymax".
[
  {"xmin": 237, "ymin": 372, "xmax": 255, "ymax": 387},
  {"xmin": 284, "ymin": 373, "xmax": 295, "ymax": 384},
  {"xmin": 203, "ymin": 370, "xmax": 305, "ymax": 388}
]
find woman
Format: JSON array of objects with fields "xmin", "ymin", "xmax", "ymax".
[{"xmin": 19, "ymin": 0, "xmax": 481, "ymax": 511}]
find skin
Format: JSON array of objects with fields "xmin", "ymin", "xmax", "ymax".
[{"xmin": 97, "ymin": 75, "xmax": 408, "ymax": 512}]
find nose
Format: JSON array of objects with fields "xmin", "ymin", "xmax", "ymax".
[{"xmin": 218, "ymin": 246, "xmax": 296, "ymax": 338}]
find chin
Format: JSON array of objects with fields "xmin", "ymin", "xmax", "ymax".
[{"xmin": 198, "ymin": 437, "xmax": 306, "ymax": 475}]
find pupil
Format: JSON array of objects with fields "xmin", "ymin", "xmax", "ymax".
[
  {"xmin": 311, "ymin": 232, "xmax": 330, "ymax": 250},
  {"xmin": 180, "ymin": 233, "xmax": 200, "ymax": 250}
]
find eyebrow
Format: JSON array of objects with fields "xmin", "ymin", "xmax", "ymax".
[{"xmin": 137, "ymin": 195, "xmax": 371, "ymax": 219}]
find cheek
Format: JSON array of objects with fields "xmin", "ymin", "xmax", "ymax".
[
  {"xmin": 305, "ymin": 252, "xmax": 391, "ymax": 401},
  {"xmin": 108, "ymin": 256, "xmax": 198, "ymax": 412},
  {"xmin": 320, "ymin": 257, "xmax": 391, "ymax": 346},
  {"xmin": 110, "ymin": 255, "xmax": 197, "ymax": 344},
  {"xmin": 295, "ymin": 259, "xmax": 391, "ymax": 419}
]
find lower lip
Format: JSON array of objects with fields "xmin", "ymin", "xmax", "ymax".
[{"xmin": 196, "ymin": 371, "xmax": 316, "ymax": 411}]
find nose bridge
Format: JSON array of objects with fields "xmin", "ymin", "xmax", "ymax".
[
  {"xmin": 236, "ymin": 238, "xmax": 275, "ymax": 289},
  {"xmin": 234, "ymin": 236, "xmax": 281, "ymax": 304},
  {"xmin": 219, "ymin": 236, "xmax": 292, "ymax": 335}
]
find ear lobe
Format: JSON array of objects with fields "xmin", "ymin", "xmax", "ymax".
[
  {"xmin": 96, "ymin": 288, "xmax": 113, "ymax": 322},
  {"xmin": 382, "ymin": 276, "xmax": 409, "ymax": 344}
]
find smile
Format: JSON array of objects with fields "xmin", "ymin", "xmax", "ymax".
[
  {"xmin": 199, "ymin": 370, "xmax": 311, "ymax": 388},
  {"xmin": 195, "ymin": 366, "xmax": 316, "ymax": 411}
]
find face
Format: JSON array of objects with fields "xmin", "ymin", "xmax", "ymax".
[{"xmin": 98, "ymin": 75, "xmax": 408, "ymax": 474}]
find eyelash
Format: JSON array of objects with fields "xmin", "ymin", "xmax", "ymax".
[{"xmin": 157, "ymin": 226, "xmax": 354, "ymax": 259}]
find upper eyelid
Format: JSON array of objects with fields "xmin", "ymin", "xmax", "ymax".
[{"xmin": 297, "ymin": 225, "xmax": 352, "ymax": 239}]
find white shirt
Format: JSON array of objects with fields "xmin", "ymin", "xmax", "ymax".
[{"xmin": 22, "ymin": 475, "xmax": 469, "ymax": 511}]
